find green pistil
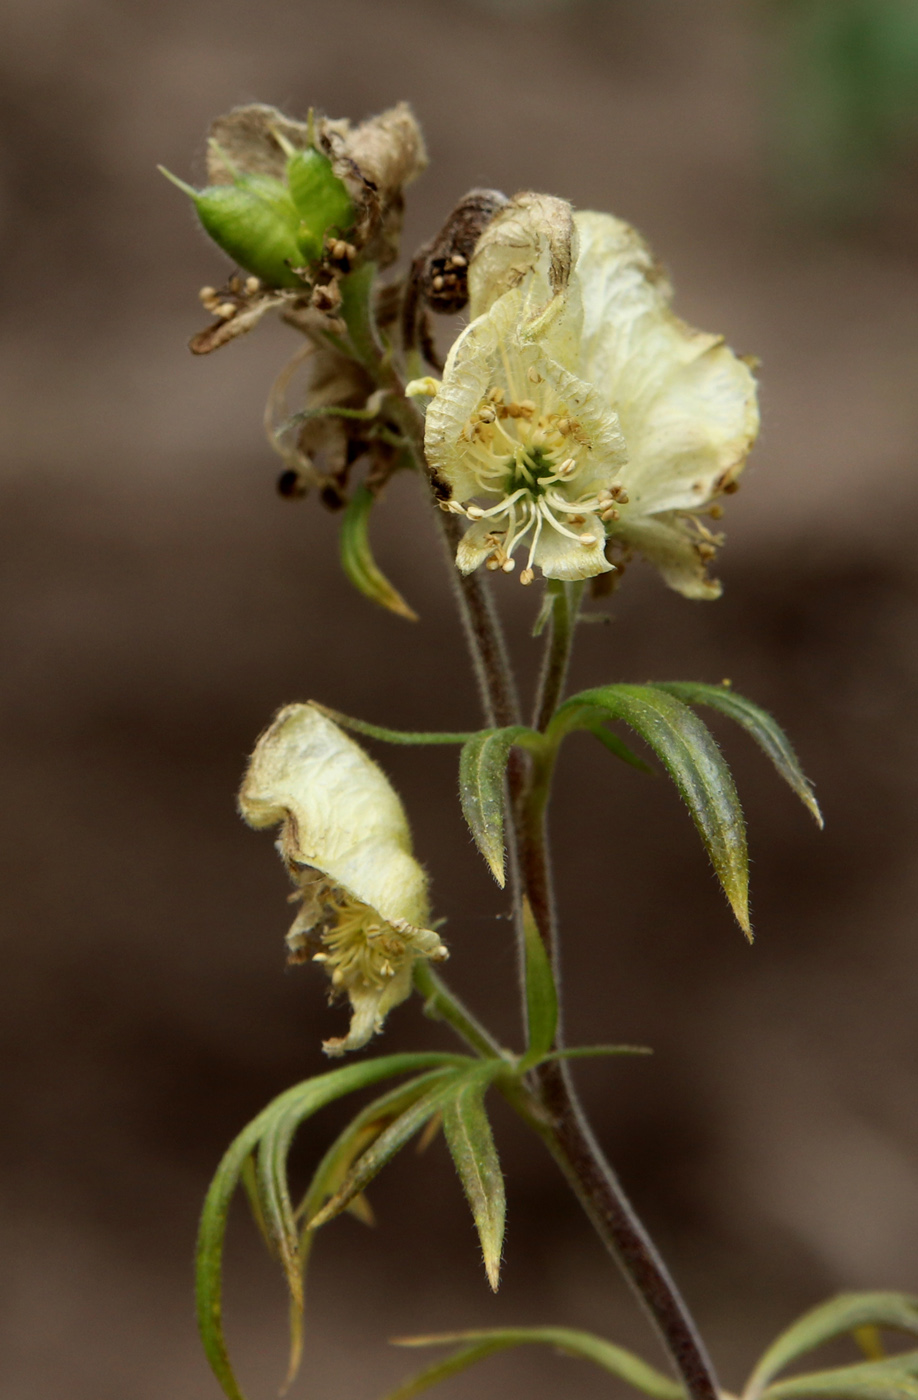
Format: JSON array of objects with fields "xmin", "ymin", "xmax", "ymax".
[{"xmin": 504, "ymin": 446, "xmax": 558, "ymax": 497}]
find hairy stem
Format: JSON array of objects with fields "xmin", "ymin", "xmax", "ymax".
[
  {"xmin": 532, "ymin": 580, "xmax": 583, "ymax": 732},
  {"xmin": 413, "ymin": 961, "xmax": 508, "ymax": 1062},
  {"xmin": 444, "ymin": 525, "xmax": 720, "ymax": 1400}
]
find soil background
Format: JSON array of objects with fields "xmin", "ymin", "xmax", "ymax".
[{"xmin": 2, "ymin": 2, "xmax": 918, "ymax": 1398}]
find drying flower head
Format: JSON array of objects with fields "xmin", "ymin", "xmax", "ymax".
[
  {"xmin": 414, "ymin": 194, "xmax": 759, "ymax": 597},
  {"xmin": 239, "ymin": 703, "xmax": 446, "ymax": 1056}
]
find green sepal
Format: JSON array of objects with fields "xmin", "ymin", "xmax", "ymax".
[
  {"xmin": 549, "ymin": 684, "xmax": 750, "ymax": 937},
  {"xmin": 384, "ymin": 1326, "xmax": 684, "ymax": 1400},
  {"xmin": 340, "ymin": 483, "xmax": 419, "ymax": 621},
  {"xmin": 519, "ymin": 896, "xmax": 558, "ymax": 1068},
  {"xmin": 459, "ymin": 726, "xmax": 545, "ymax": 887},
  {"xmin": 745, "ymin": 1293, "xmax": 918, "ymax": 1400},
  {"xmin": 196, "ymin": 1052, "xmax": 470, "ymax": 1400},
  {"xmin": 655, "ymin": 681, "xmax": 822, "ymax": 827},
  {"xmin": 441, "ymin": 1064, "xmax": 507, "ymax": 1290}
]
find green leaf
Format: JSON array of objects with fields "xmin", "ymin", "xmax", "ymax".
[
  {"xmin": 761, "ymin": 1351, "xmax": 918, "ymax": 1400},
  {"xmin": 273, "ymin": 1069, "xmax": 460, "ymax": 1389},
  {"xmin": 307, "ymin": 1063, "xmax": 500, "ymax": 1231},
  {"xmin": 549, "ymin": 685, "xmax": 750, "ymax": 938},
  {"xmin": 297, "ymin": 1070, "xmax": 458, "ymax": 1228},
  {"xmin": 745, "ymin": 1294, "xmax": 918, "ymax": 1400},
  {"xmin": 340, "ymin": 483, "xmax": 418, "ymax": 621},
  {"xmin": 196, "ymin": 1052, "xmax": 470, "ymax": 1400},
  {"xmin": 311, "ymin": 703, "xmax": 476, "ymax": 746},
  {"xmin": 581, "ymin": 717, "xmax": 656, "ymax": 774},
  {"xmin": 385, "ymin": 1327, "xmax": 685, "ymax": 1400},
  {"xmin": 441, "ymin": 1066, "xmax": 506, "ymax": 1290},
  {"xmin": 655, "ymin": 682, "xmax": 822, "ymax": 828},
  {"xmin": 459, "ymin": 726, "xmax": 543, "ymax": 887},
  {"xmin": 520, "ymin": 896, "xmax": 558, "ymax": 1067}
]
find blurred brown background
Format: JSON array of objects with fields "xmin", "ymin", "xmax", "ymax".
[{"xmin": 3, "ymin": 1, "xmax": 918, "ymax": 1397}]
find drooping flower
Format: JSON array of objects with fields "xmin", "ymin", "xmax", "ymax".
[
  {"xmin": 239, "ymin": 703, "xmax": 446, "ymax": 1056},
  {"xmin": 414, "ymin": 194, "xmax": 759, "ymax": 597}
]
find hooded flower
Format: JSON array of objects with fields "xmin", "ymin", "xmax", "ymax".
[
  {"xmin": 415, "ymin": 195, "xmax": 759, "ymax": 597},
  {"xmin": 239, "ymin": 703, "xmax": 446, "ymax": 1056}
]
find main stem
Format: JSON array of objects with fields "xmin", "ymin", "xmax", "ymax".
[
  {"xmin": 472, "ymin": 569, "xmax": 721, "ymax": 1400},
  {"xmin": 343, "ymin": 277, "xmax": 719, "ymax": 1400}
]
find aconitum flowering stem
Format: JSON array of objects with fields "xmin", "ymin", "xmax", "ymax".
[{"xmin": 345, "ymin": 265, "xmax": 722, "ymax": 1400}]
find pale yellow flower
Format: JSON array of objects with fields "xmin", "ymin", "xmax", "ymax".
[
  {"xmin": 239, "ymin": 703, "xmax": 446, "ymax": 1055},
  {"xmin": 415, "ymin": 195, "xmax": 758, "ymax": 597}
]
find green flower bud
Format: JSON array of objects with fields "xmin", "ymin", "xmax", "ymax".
[
  {"xmin": 284, "ymin": 147, "xmax": 354, "ymax": 260},
  {"xmin": 159, "ymin": 166, "xmax": 305, "ymax": 288}
]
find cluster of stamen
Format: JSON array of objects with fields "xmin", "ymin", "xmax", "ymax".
[
  {"xmin": 288, "ymin": 879, "xmax": 412, "ymax": 992},
  {"xmin": 443, "ymin": 380, "xmax": 630, "ymax": 584},
  {"xmin": 199, "ymin": 274, "xmax": 263, "ymax": 321},
  {"xmin": 676, "ymin": 510, "xmax": 725, "ymax": 563}
]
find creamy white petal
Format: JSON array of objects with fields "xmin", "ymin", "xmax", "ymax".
[
  {"xmin": 322, "ymin": 959, "xmax": 415, "ymax": 1057},
  {"xmin": 455, "ymin": 517, "xmax": 503, "ymax": 575},
  {"xmin": 239, "ymin": 702, "xmax": 429, "ymax": 928},
  {"xmin": 468, "ymin": 192, "xmax": 577, "ymax": 321},
  {"xmin": 533, "ymin": 512, "xmax": 613, "ymax": 581},
  {"xmin": 424, "ymin": 288, "xmax": 529, "ymax": 501},
  {"xmin": 609, "ymin": 512, "xmax": 722, "ymax": 600},
  {"xmin": 574, "ymin": 211, "xmax": 758, "ymax": 515},
  {"xmin": 535, "ymin": 351, "xmax": 628, "ymax": 496}
]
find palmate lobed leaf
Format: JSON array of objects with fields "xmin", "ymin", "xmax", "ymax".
[
  {"xmin": 383, "ymin": 1326, "xmax": 684, "ymax": 1400},
  {"xmin": 744, "ymin": 1293, "xmax": 918, "ymax": 1400},
  {"xmin": 654, "ymin": 682, "xmax": 822, "ymax": 828},
  {"xmin": 196, "ymin": 1052, "xmax": 471, "ymax": 1400},
  {"xmin": 458, "ymin": 726, "xmax": 544, "ymax": 887},
  {"xmin": 549, "ymin": 685, "xmax": 750, "ymax": 937}
]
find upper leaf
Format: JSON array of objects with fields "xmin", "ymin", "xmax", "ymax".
[
  {"xmin": 655, "ymin": 682, "xmax": 822, "ymax": 828},
  {"xmin": 458, "ymin": 726, "xmax": 543, "ymax": 886},
  {"xmin": 550, "ymin": 684, "xmax": 750, "ymax": 937}
]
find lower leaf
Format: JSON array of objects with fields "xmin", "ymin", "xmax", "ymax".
[{"xmin": 385, "ymin": 1327, "xmax": 684, "ymax": 1400}]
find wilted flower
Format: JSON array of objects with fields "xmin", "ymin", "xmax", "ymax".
[
  {"xmin": 239, "ymin": 703, "xmax": 446, "ymax": 1055},
  {"xmin": 414, "ymin": 194, "xmax": 758, "ymax": 596}
]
